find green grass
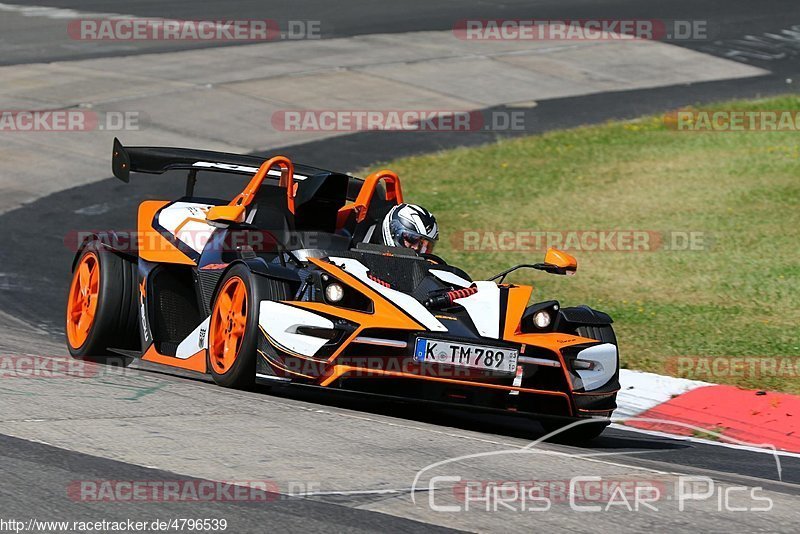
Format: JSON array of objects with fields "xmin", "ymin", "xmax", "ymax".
[
  {"xmin": 363, "ymin": 95, "xmax": 800, "ymax": 393},
  {"xmin": 691, "ymin": 426, "xmax": 727, "ymax": 442}
]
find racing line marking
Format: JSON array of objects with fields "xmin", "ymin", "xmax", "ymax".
[{"xmin": 610, "ymin": 423, "xmax": 800, "ymax": 459}]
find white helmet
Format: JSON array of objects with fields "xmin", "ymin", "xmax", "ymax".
[{"xmin": 381, "ymin": 203, "xmax": 439, "ymax": 253}]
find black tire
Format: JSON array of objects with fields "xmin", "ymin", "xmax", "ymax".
[
  {"xmin": 540, "ymin": 419, "xmax": 610, "ymax": 443},
  {"xmin": 575, "ymin": 324, "xmax": 617, "ymax": 345},
  {"xmin": 547, "ymin": 319, "xmax": 616, "ymax": 443},
  {"xmin": 207, "ymin": 264, "xmax": 290, "ymax": 389},
  {"xmin": 66, "ymin": 240, "xmax": 139, "ymax": 359}
]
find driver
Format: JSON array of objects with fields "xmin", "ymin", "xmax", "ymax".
[{"xmin": 380, "ymin": 203, "xmax": 439, "ymax": 253}]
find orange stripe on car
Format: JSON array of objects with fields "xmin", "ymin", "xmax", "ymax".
[
  {"xmin": 141, "ymin": 344, "xmax": 207, "ymax": 373},
  {"xmin": 137, "ymin": 200, "xmax": 195, "ymax": 265},
  {"xmin": 173, "ymin": 216, "xmax": 210, "ymax": 235},
  {"xmin": 503, "ymin": 284, "xmax": 533, "ymax": 337}
]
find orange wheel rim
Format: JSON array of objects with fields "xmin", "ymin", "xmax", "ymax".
[
  {"xmin": 209, "ymin": 276, "xmax": 248, "ymax": 374},
  {"xmin": 66, "ymin": 251, "xmax": 100, "ymax": 348}
]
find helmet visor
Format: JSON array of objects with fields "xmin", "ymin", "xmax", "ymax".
[{"xmin": 397, "ymin": 229, "xmax": 436, "ymax": 254}]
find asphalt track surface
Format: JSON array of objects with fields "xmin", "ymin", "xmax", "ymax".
[
  {"xmin": 0, "ymin": 433, "xmax": 459, "ymax": 533},
  {"xmin": 1, "ymin": 0, "xmax": 800, "ymax": 531},
  {"xmin": 1, "ymin": 0, "xmax": 799, "ymax": 77}
]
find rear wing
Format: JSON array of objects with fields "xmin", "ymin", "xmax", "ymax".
[
  {"xmin": 112, "ymin": 137, "xmax": 356, "ymax": 200},
  {"xmin": 110, "ymin": 138, "xmax": 396, "ymax": 213},
  {"xmin": 111, "ymin": 137, "xmax": 319, "ymax": 182}
]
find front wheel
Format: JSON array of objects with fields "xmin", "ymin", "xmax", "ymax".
[
  {"xmin": 556, "ymin": 315, "xmax": 618, "ymax": 439},
  {"xmin": 540, "ymin": 419, "xmax": 609, "ymax": 443},
  {"xmin": 207, "ymin": 264, "xmax": 290, "ymax": 389},
  {"xmin": 575, "ymin": 324, "xmax": 617, "ymax": 345}
]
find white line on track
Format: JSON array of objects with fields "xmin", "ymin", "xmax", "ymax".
[
  {"xmin": 610, "ymin": 423, "xmax": 800, "ymax": 459},
  {"xmin": 0, "ymin": 2, "xmax": 234, "ymax": 31},
  {"xmin": 0, "ymin": 2, "xmax": 135, "ymax": 19}
]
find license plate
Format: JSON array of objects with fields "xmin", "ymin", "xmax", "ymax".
[{"xmin": 414, "ymin": 338, "xmax": 518, "ymax": 374}]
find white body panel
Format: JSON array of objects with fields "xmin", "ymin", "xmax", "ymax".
[
  {"xmin": 429, "ymin": 269, "xmax": 471, "ymax": 288},
  {"xmin": 452, "ymin": 281, "xmax": 501, "ymax": 338},
  {"xmin": 157, "ymin": 201, "xmax": 216, "ymax": 253},
  {"xmin": 575, "ymin": 343, "xmax": 618, "ymax": 391},
  {"xmin": 176, "ymin": 317, "xmax": 210, "ymax": 359},
  {"xmin": 259, "ymin": 300, "xmax": 334, "ymax": 357}
]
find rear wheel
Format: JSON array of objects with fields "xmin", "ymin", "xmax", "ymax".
[
  {"xmin": 66, "ymin": 241, "xmax": 139, "ymax": 359},
  {"xmin": 208, "ymin": 264, "xmax": 290, "ymax": 389}
]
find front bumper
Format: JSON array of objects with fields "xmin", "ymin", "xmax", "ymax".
[{"xmin": 256, "ymin": 327, "xmax": 619, "ymax": 419}]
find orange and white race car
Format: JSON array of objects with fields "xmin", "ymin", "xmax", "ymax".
[{"xmin": 65, "ymin": 138, "xmax": 619, "ymax": 442}]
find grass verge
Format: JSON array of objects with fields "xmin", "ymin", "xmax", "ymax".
[{"xmin": 365, "ymin": 95, "xmax": 800, "ymax": 393}]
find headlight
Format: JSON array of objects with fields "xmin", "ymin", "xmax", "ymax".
[
  {"xmin": 533, "ymin": 310, "xmax": 551, "ymax": 328},
  {"xmin": 324, "ymin": 283, "xmax": 344, "ymax": 303},
  {"xmin": 313, "ymin": 272, "xmax": 374, "ymax": 312},
  {"xmin": 520, "ymin": 300, "xmax": 559, "ymax": 333}
]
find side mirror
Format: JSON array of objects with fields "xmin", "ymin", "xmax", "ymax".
[
  {"xmin": 206, "ymin": 205, "xmax": 245, "ymax": 224},
  {"xmin": 488, "ymin": 248, "xmax": 578, "ymax": 282},
  {"xmin": 541, "ymin": 247, "xmax": 577, "ymax": 275}
]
